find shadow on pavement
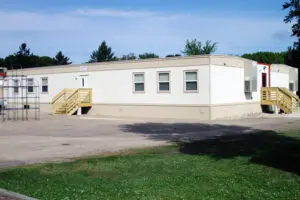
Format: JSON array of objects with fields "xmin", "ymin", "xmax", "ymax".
[{"xmin": 121, "ymin": 122, "xmax": 300, "ymax": 175}]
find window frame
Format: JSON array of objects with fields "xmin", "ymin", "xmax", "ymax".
[
  {"xmin": 157, "ymin": 71, "xmax": 171, "ymax": 93},
  {"xmin": 183, "ymin": 70, "xmax": 199, "ymax": 93},
  {"xmin": 132, "ymin": 72, "xmax": 145, "ymax": 93},
  {"xmin": 27, "ymin": 78, "xmax": 34, "ymax": 93},
  {"xmin": 13, "ymin": 79, "xmax": 19, "ymax": 94},
  {"xmin": 41, "ymin": 77, "xmax": 49, "ymax": 93}
]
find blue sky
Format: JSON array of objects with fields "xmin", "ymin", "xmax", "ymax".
[{"xmin": 0, "ymin": 0, "xmax": 296, "ymax": 63}]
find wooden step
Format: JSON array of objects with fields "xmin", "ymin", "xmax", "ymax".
[{"xmin": 67, "ymin": 106, "xmax": 78, "ymax": 116}]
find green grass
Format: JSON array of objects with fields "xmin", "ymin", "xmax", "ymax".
[{"xmin": 1, "ymin": 132, "xmax": 300, "ymax": 200}]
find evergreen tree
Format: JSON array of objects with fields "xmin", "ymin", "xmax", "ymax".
[
  {"xmin": 89, "ymin": 41, "xmax": 116, "ymax": 62},
  {"xmin": 53, "ymin": 51, "xmax": 71, "ymax": 65}
]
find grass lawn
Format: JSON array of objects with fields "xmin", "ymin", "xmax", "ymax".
[{"xmin": 1, "ymin": 131, "xmax": 300, "ymax": 200}]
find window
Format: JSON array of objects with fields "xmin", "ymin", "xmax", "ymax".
[
  {"xmin": 244, "ymin": 80, "xmax": 251, "ymax": 93},
  {"xmin": 41, "ymin": 77, "xmax": 48, "ymax": 93},
  {"xmin": 13, "ymin": 80, "xmax": 19, "ymax": 93},
  {"xmin": 290, "ymin": 82, "xmax": 295, "ymax": 91},
  {"xmin": 158, "ymin": 72, "xmax": 170, "ymax": 92},
  {"xmin": 133, "ymin": 73, "xmax": 145, "ymax": 92},
  {"xmin": 184, "ymin": 71, "xmax": 198, "ymax": 92},
  {"xmin": 27, "ymin": 78, "xmax": 34, "ymax": 93}
]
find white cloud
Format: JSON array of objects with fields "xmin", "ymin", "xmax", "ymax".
[
  {"xmin": 73, "ymin": 8, "xmax": 155, "ymax": 18},
  {"xmin": 0, "ymin": 8, "xmax": 294, "ymax": 63}
]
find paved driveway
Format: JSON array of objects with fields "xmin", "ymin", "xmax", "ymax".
[{"xmin": 0, "ymin": 113, "xmax": 299, "ymax": 167}]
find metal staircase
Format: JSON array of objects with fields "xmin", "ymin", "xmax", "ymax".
[
  {"xmin": 261, "ymin": 87, "xmax": 300, "ymax": 114},
  {"xmin": 51, "ymin": 88, "xmax": 92, "ymax": 116}
]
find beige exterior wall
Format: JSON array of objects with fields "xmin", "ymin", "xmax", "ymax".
[
  {"xmin": 271, "ymin": 64, "xmax": 290, "ymax": 74},
  {"xmin": 210, "ymin": 102, "xmax": 262, "ymax": 120},
  {"xmin": 40, "ymin": 103, "xmax": 52, "ymax": 113},
  {"xmin": 88, "ymin": 103, "xmax": 211, "ymax": 120}
]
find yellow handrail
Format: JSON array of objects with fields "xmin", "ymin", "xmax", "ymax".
[
  {"xmin": 51, "ymin": 89, "xmax": 77, "ymax": 104},
  {"xmin": 51, "ymin": 90, "xmax": 66, "ymax": 104},
  {"xmin": 279, "ymin": 87, "xmax": 300, "ymax": 101},
  {"xmin": 66, "ymin": 89, "xmax": 79, "ymax": 114}
]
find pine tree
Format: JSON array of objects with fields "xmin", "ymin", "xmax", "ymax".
[
  {"xmin": 53, "ymin": 51, "xmax": 72, "ymax": 65},
  {"xmin": 89, "ymin": 41, "xmax": 116, "ymax": 62}
]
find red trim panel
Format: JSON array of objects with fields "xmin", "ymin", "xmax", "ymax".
[
  {"xmin": 257, "ymin": 62, "xmax": 271, "ymax": 87},
  {"xmin": 0, "ymin": 72, "xmax": 6, "ymax": 77}
]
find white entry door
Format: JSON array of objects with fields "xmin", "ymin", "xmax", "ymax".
[{"xmin": 79, "ymin": 75, "xmax": 89, "ymax": 88}]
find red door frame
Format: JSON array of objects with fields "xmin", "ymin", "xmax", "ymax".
[
  {"xmin": 257, "ymin": 63, "xmax": 271, "ymax": 87},
  {"xmin": 261, "ymin": 73, "xmax": 267, "ymax": 87}
]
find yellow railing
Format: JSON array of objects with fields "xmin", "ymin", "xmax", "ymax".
[
  {"xmin": 261, "ymin": 87, "xmax": 300, "ymax": 114},
  {"xmin": 51, "ymin": 89, "xmax": 77, "ymax": 104},
  {"xmin": 51, "ymin": 89, "xmax": 77, "ymax": 114},
  {"xmin": 66, "ymin": 89, "xmax": 79, "ymax": 115},
  {"xmin": 51, "ymin": 88, "xmax": 92, "ymax": 115}
]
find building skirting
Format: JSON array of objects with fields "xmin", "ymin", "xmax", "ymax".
[
  {"xmin": 41, "ymin": 102, "xmax": 262, "ymax": 120},
  {"xmin": 210, "ymin": 102, "xmax": 262, "ymax": 120},
  {"xmin": 40, "ymin": 103, "xmax": 52, "ymax": 113},
  {"xmin": 88, "ymin": 103, "xmax": 211, "ymax": 120}
]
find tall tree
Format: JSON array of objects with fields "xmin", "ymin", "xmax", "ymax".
[
  {"xmin": 0, "ymin": 58, "xmax": 4, "ymax": 67},
  {"xmin": 283, "ymin": 1, "xmax": 300, "ymax": 94},
  {"xmin": 89, "ymin": 41, "xmax": 116, "ymax": 62},
  {"xmin": 53, "ymin": 51, "xmax": 71, "ymax": 65},
  {"xmin": 16, "ymin": 43, "xmax": 31, "ymax": 56},
  {"xmin": 120, "ymin": 53, "xmax": 137, "ymax": 60},
  {"xmin": 283, "ymin": 0, "xmax": 300, "ymax": 48},
  {"xmin": 202, "ymin": 40, "xmax": 218, "ymax": 55},
  {"xmin": 182, "ymin": 39, "xmax": 202, "ymax": 55},
  {"xmin": 138, "ymin": 53, "xmax": 159, "ymax": 59},
  {"xmin": 182, "ymin": 39, "xmax": 217, "ymax": 56},
  {"xmin": 286, "ymin": 47, "xmax": 300, "ymax": 68},
  {"xmin": 14, "ymin": 43, "xmax": 33, "ymax": 68}
]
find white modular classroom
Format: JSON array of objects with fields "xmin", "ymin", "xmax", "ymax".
[{"xmin": 3, "ymin": 55, "xmax": 299, "ymax": 120}]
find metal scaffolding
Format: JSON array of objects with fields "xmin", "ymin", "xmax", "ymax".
[{"xmin": 0, "ymin": 68, "xmax": 40, "ymax": 121}]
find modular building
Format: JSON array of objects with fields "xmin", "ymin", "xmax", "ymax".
[{"xmin": 3, "ymin": 55, "xmax": 299, "ymax": 120}]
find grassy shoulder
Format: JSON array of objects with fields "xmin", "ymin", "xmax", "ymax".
[{"xmin": 1, "ymin": 132, "xmax": 300, "ymax": 200}]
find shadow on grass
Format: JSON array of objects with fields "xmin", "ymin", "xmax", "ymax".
[{"xmin": 121, "ymin": 122, "xmax": 300, "ymax": 175}]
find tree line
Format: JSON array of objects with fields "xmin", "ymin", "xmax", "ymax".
[
  {"xmin": 0, "ymin": 43, "xmax": 71, "ymax": 69},
  {"xmin": 88, "ymin": 39, "xmax": 218, "ymax": 63},
  {"xmin": 0, "ymin": 39, "xmax": 218, "ymax": 69}
]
